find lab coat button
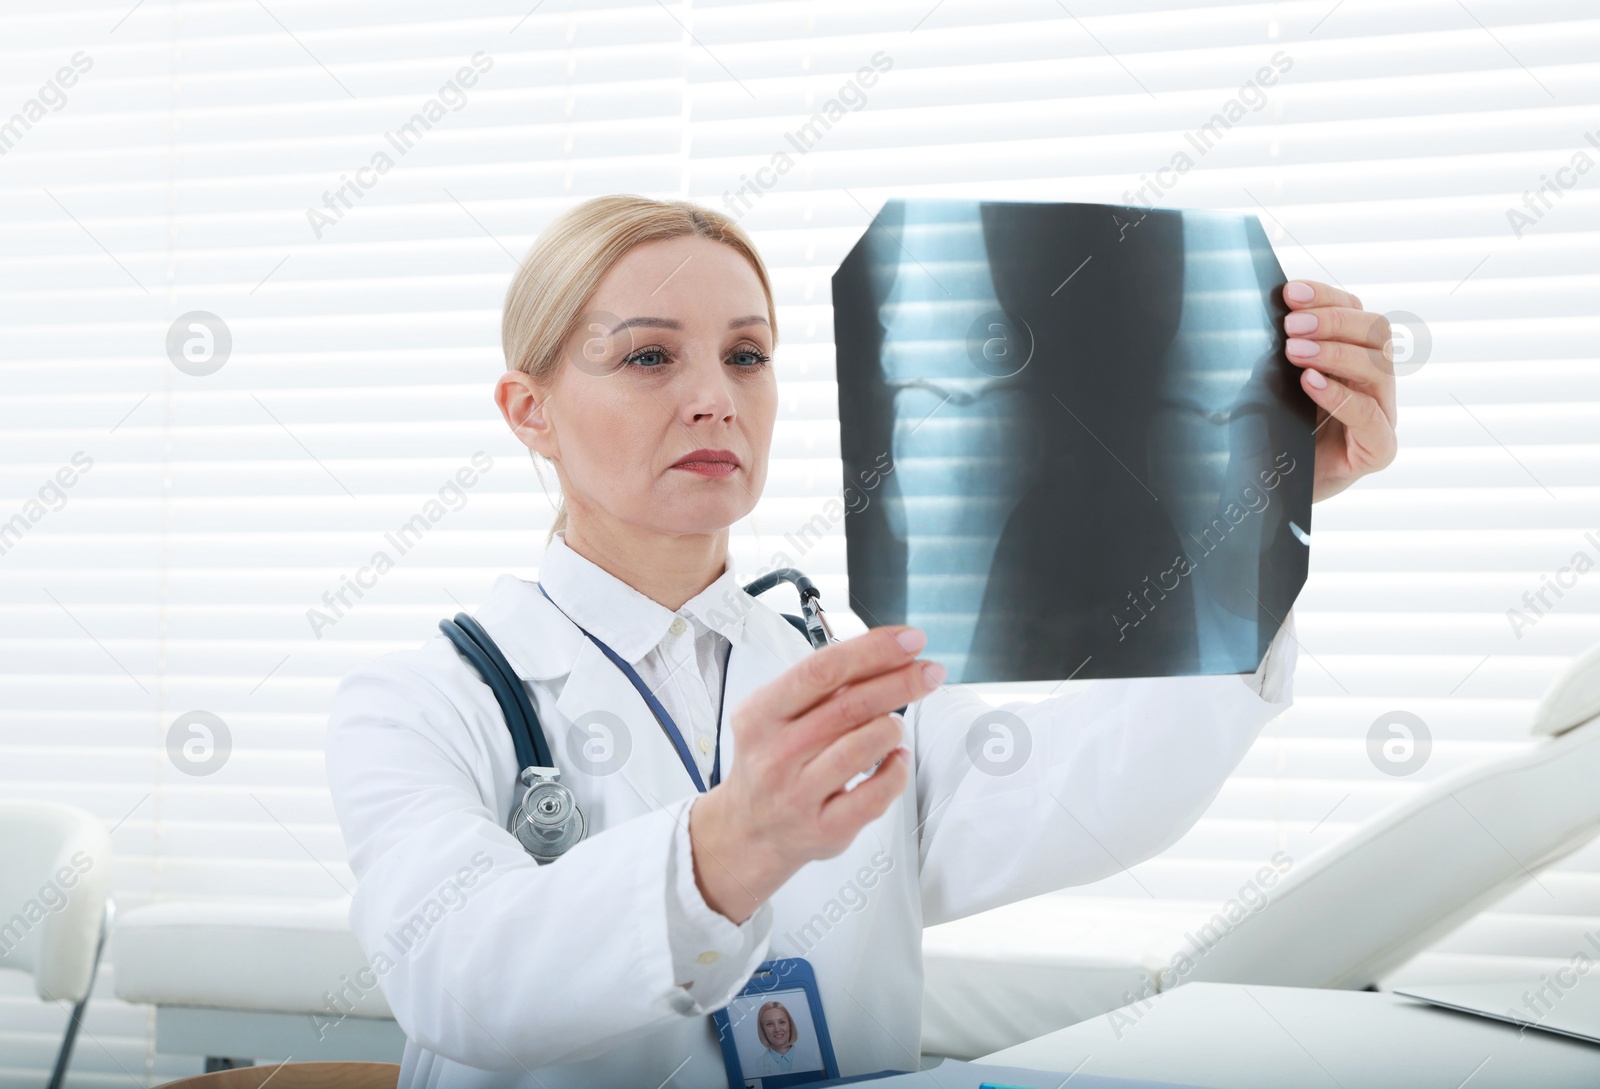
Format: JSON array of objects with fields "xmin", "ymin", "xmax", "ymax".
[
  {"xmin": 698, "ymin": 735, "xmax": 713, "ymax": 754},
  {"xmin": 669, "ymin": 616, "xmax": 687, "ymax": 636},
  {"xmin": 698, "ymin": 950, "xmax": 719, "ymax": 965}
]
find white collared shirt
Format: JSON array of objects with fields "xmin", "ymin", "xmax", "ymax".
[{"xmin": 536, "ymin": 530, "xmax": 740, "ymax": 791}]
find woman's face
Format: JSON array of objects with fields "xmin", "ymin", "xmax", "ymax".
[
  {"xmin": 504, "ymin": 234, "xmax": 777, "ymax": 540},
  {"xmin": 761, "ymin": 1008, "xmax": 793, "ymax": 1049}
]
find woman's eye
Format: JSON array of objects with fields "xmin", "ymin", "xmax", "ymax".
[
  {"xmin": 729, "ymin": 347, "xmax": 771, "ymax": 368},
  {"xmin": 624, "ymin": 348, "xmax": 668, "ymax": 368}
]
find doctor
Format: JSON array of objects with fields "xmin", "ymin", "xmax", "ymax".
[{"xmin": 325, "ymin": 194, "xmax": 1398, "ymax": 1089}]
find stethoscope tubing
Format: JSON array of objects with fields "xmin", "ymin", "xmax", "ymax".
[{"xmin": 439, "ymin": 612, "xmax": 553, "ymax": 769}]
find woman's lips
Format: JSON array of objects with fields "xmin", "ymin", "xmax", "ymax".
[
  {"xmin": 670, "ymin": 449, "xmax": 740, "ymax": 477},
  {"xmin": 670, "ymin": 460, "xmax": 738, "ymax": 477}
]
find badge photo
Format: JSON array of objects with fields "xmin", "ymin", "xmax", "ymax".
[{"xmin": 713, "ymin": 958, "xmax": 839, "ymax": 1088}]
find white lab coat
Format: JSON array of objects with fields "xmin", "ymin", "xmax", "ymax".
[{"xmin": 324, "ymin": 570, "xmax": 1296, "ymax": 1089}]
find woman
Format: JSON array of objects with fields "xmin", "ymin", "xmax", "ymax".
[
  {"xmin": 753, "ymin": 1001, "xmax": 819, "ymax": 1076},
  {"xmin": 325, "ymin": 195, "xmax": 1397, "ymax": 1089}
]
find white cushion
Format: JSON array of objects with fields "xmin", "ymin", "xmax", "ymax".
[
  {"xmin": 921, "ymin": 896, "xmax": 1218, "ymax": 1059},
  {"xmin": 110, "ymin": 897, "xmax": 391, "ymax": 1018},
  {"xmin": 1533, "ymin": 640, "xmax": 1600, "ymax": 736}
]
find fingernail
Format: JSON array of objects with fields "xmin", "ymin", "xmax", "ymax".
[
  {"xmin": 1284, "ymin": 311, "xmax": 1317, "ymax": 335},
  {"xmin": 921, "ymin": 660, "xmax": 947, "ymax": 686},
  {"xmin": 1304, "ymin": 367, "xmax": 1328, "ymax": 389},
  {"xmin": 1286, "ymin": 281, "xmax": 1315, "ymax": 303},
  {"xmin": 1286, "ymin": 337, "xmax": 1319, "ymax": 358},
  {"xmin": 894, "ymin": 627, "xmax": 927, "ymax": 655}
]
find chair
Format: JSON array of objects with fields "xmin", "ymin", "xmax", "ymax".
[
  {"xmin": 921, "ymin": 639, "xmax": 1600, "ymax": 1059},
  {"xmin": 0, "ymin": 801, "xmax": 114, "ymax": 1089}
]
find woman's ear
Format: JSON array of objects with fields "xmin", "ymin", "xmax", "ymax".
[{"xmin": 496, "ymin": 370, "xmax": 558, "ymax": 460}]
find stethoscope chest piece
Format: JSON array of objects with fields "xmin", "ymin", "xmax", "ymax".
[{"xmin": 513, "ymin": 766, "xmax": 585, "ymax": 864}]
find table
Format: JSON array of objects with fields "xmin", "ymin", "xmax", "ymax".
[{"xmin": 976, "ymin": 982, "xmax": 1600, "ymax": 1088}]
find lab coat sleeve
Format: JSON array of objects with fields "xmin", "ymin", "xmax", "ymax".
[
  {"xmin": 325, "ymin": 649, "xmax": 754, "ymax": 1072},
  {"xmin": 664, "ymin": 795, "xmax": 776, "ymax": 1008},
  {"xmin": 912, "ymin": 610, "xmax": 1299, "ymax": 927}
]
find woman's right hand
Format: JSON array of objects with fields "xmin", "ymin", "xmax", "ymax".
[{"xmin": 687, "ymin": 625, "xmax": 945, "ymax": 924}]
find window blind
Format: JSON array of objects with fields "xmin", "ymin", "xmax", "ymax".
[{"xmin": 2, "ymin": 0, "xmax": 1596, "ymax": 1082}]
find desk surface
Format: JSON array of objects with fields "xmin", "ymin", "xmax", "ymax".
[{"xmin": 977, "ymin": 982, "xmax": 1600, "ymax": 1089}]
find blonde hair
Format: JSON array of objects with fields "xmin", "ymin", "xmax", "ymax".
[
  {"xmin": 756, "ymin": 1000, "xmax": 795, "ymax": 1049},
  {"xmin": 501, "ymin": 195, "xmax": 780, "ymax": 544}
]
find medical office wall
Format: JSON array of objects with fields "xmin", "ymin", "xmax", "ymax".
[{"xmin": 2, "ymin": 1, "xmax": 1597, "ymax": 1084}]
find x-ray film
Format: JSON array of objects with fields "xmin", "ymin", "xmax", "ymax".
[{"xmin": 832, "ymin": 199, "xmax": 1315, "ymax": 683}]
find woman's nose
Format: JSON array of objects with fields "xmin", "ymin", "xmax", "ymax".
[{"xmin": 680, "ymin": 353, "xmax": 737, "ymax": 421}]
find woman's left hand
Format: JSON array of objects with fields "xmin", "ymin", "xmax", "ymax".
[{"xmin": 1281, "ymin": 279, "xmax": 1398, "ymax": 503}]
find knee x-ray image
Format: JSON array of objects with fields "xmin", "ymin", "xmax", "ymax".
[{"xmin": 832, "ymin": 199, "xmax": 1316, "ymax": 683}]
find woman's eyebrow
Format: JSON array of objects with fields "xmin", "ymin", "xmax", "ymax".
[{"xmin": 609, "ymin": 315, "xmax": 770, "ymax": 334}]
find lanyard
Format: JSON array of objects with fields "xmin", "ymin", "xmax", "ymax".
[{"xmin": 538, "ymin": 582, "xmax": 726, "ymax": 793}]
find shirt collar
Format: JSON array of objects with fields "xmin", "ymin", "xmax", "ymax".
[{"xmin": 535, "ymin": 530, "xmax": 748, "ymax": 664}]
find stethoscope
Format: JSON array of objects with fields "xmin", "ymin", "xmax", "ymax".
[{"xmin": 439, "ymin": 568, "xmax": 838, "ymax": 864}]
